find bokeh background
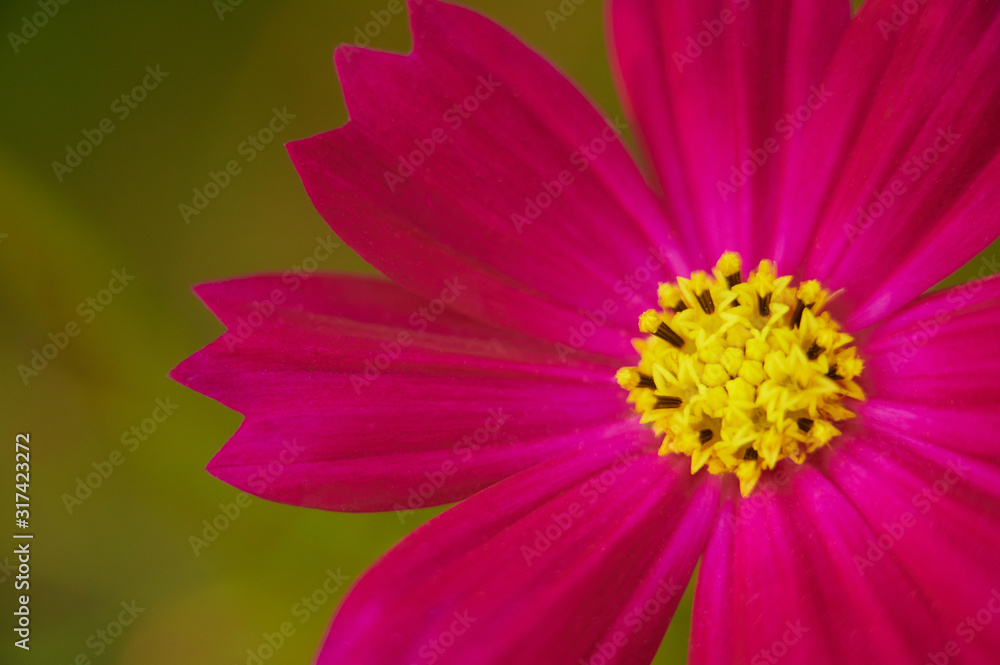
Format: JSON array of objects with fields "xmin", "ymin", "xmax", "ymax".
[{"xmin": 0, "ymin": 0, "xmax": 995, "ymax": 664}]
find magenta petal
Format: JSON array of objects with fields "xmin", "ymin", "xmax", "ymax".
[
  {"xmin": 171, "ymin": 274, "xmax": 631, "ymax": 512},
  {"xmin": 609, "ymin": 0, "xmax": 849, "ymax": 266},
  {"xmin": 287, "ymin": 0, "xmax": 689, "ymax": 358},
  {"xmin": 315, "ymin": 438, "xmax": 719, "ymax": 665},
  {"xmin": 790, "ymin": 0, "xmax": 1000, "ymax": 327},
  {"xmin": 690, "ymin": 466, "xmax": 944, "ymax": 664},
  {"xmin": 687, "ymin": 483, "xmax": 737, "ymax": 665},
  {"xmin": 191, "ymin": 271, "xmax": 516, "ymax": 338},
  {"xmin": 824, "ymin": 429, "xmax": 1000, "ymax": 661},
  {"xmin": 860, "ymin": 273, "xmax": 1000, "ymax": 457}
]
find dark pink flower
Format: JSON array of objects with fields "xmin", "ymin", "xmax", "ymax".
[{"xmin": 172, "ymin": 0, "xmax": 1000, "ymax": 663}]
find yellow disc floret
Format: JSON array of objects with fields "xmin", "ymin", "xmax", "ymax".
[{"xmin": 617, "ymin": 252, "xmax": 865, "ymax": 497}]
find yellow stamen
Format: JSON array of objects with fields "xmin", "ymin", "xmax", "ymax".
[{"xmin": 618, "ymin": 254, "xmax": 865, "ymax": 497}]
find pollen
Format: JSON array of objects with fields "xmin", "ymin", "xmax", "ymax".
[{"xmin": 617, "ymin": 253, "xmax": 865, "ymax": 497}]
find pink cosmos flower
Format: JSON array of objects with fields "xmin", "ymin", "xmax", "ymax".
[{"xmin": 172, "ymin": 0, "xmax": 1000, "ymax": 663}]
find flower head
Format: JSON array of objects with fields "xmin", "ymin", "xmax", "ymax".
[
  {"xmin": 620, "ymin": 254, "xmax": 865, "ymax": 495},
  {"xmin": 173, "ymin": 0, "xmax": 1000, "ymax": 663}
]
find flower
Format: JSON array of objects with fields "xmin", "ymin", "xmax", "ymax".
[{"xmin": 171, "ymin": 0, "xmax": 1000, "ymax": 663}]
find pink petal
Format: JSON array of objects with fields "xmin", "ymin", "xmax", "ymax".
[
  {"xmin": 287, "ymin": 0, "xmax": 689, "ymax": 359},
  {"xmin": 786, "ymin": 0, "xmax": 1000, "ymax": 328},
  {"xmin": 823, "ymin": 429, "xmax": 1000, "ymax": 662},
  {"xmin": 316, "ymin": 435, "xmax": 719, "ymax": 664},
  {"xmin": 859, "ymin": 273, "xmax": 1000, "ymax": 457},
  {"xmin": 193, "ymin": 271, "xmax": 512, "ymax": 338},
  {"xmin": 170, "ymin": 274, "xmax": 630, "ymax": 512},
  {"xmin": 690, "ymin": 466, "xmax": 944, "ymax": 664},
  {"xmin": 687, "ymin": 486, "xmax": 737, "ymax": 665},
  {"xmin": 608, "ymin": 0, "xmax": 849, "ymax": 265}
]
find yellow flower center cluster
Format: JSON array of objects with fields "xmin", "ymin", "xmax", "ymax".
[{"xmin": 616, "ymin": 253, "xmax": 865, "ymax": 496}]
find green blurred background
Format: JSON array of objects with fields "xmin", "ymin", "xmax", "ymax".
[{"xmin": 0, "ymin": 0, "xmax": 994, "ymax": 664}]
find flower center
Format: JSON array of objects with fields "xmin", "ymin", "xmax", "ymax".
[{"xmin": 616, "ymin": 252, "xmax": 865, "ymax": 496}]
